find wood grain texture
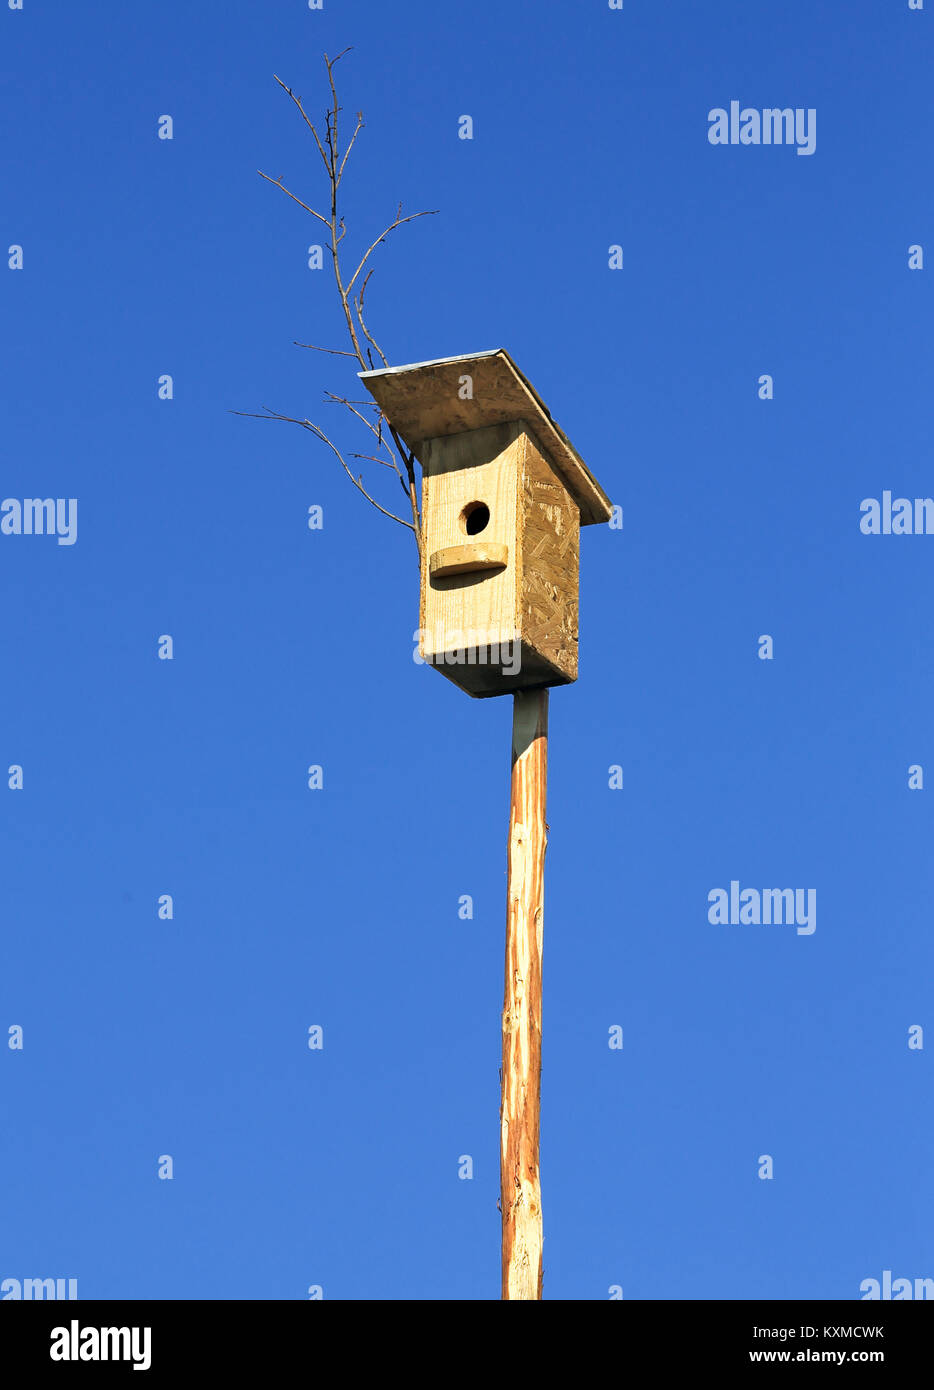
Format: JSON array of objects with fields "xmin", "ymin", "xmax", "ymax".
[
  {"xmin": 419, "ymin": 422, "xmax": 520, "ymax": 679},
  {"xmin": 501, "ymin": 688, "xmax": 548, "ymax": 1300}
]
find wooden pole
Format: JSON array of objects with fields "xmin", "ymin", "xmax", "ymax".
[{"xmin": 501, "ymin": 687, "xmax": 548, "ymax": 1300}]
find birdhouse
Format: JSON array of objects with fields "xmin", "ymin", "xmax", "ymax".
[{"xmin": 360, "ymin": 349, "xmax": 611, "ymax": 697}]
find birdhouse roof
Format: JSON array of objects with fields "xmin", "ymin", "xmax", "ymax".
[{"xmin": 359, "ymin": 349, "xmax": 612, "ymax": 525}]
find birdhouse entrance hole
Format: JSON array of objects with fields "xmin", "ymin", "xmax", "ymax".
[{"xmin": 461, "ymin": 502, "xmax": 490, "ymax": 535}]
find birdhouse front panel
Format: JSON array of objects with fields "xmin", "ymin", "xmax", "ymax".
[
  {"xmin": 419, "ymin": 421, "xmax": 580, "ymax": 697},
  {"xmin": 419, "ymin": 421, "xmax": 521, "ymax": 695}
]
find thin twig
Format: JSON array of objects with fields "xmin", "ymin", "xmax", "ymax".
[
  {"xmin": 256, "ymin": 171, "xmax": 330, "ymax": 229},
  {"xmin": 337, "ymin": 112, "xmax": 364, "ymax": 187},
  {"xmin": 294, "ymin": 341, "xmax": 358, "ymax": 357},
  {"xmin": 250, "ymin": 51, "xmax": 435, "ymax": 562},
  {"xmin": 325, "ymin": 394, "xmax": 407, "ymax": 494},
  {"xmin": 350, "ymin": 452, "xmax": 400, "ymax": 469},
  {"xmin": 355, "ymin": 269, "xmax": 389, "ymax": 369},
  {"xmin": 231, "ymin": 409, "xmax": 415, "ymax": 532},
  {"xmin": 323, "ymin": 391, "xmax": 389, "ymax": 444},
  {"xmin": 346, "ymin": 206, "xmax": 439, "ymax": 295},
  {"xmin": 272, "ymin": 74, "xmax": 332, "ymax": 175}
]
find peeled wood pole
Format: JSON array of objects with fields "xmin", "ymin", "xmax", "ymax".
[{"xmin": 501, "ymin": 687, "xmax": 549, "ymax": 1300}]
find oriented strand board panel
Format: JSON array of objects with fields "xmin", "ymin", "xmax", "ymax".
[
  {"xmin": 518, "ymin": 431, "xmax": 579, "ymax": 685},
  {"xmin": 360, "ymin": 350, "xmax": 611, "ymax": 526}
]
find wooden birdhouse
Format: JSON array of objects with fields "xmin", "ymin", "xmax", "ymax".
[{"xmin": 360, "ymin": 349, "xmax": 611, "ymax": 697}]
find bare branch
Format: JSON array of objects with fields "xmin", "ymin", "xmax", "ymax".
[
  {"xmin": 346, "ymin": 208, "xmax": 439, "ymax": 295},
  {"xmin": 272, "ymin": 74, "xmax": 331, "ymax": 175},
  {"xmin": 324, "ymin": 105, "xmax": 336, "ymax": 180},
  {"xmin": 324, "ymin": 49, "xmax": 351, "ymax": 172},
  {"xmin": 350, "ymin": 452, "xmax": 401, "ymax": 469},
  {"xmin": 386, "ymin": 419, "xmax": 422, "ymax": 556},
  {"xmin": 294, "ymin": 341, "xmax": 358, "ymax": 357},
  {"xmin": 336, "ymin": 111, "xmax": 364, "ymax": 187},
  {"xmin": 324, "ymin": 391, "xmax": 399, "ymax": 458},
  {"xmin": 231, "ymin": 408, "xmax": 415, "ymax": 532},
  {"xmin": 325, "ymin": 394, "xmax": 411, "ymax": 502},
  {"xmin": 251, "ymin": 50, "xmax": 434, "ymax": 561},
  {"xmin": 323, "ymin": 394, "xmax": 387, "ymax": 407},
  {"xmin": 355, "ymin": 269, "xmax": 389, "ymax": 369},
  {"xmin": 256, "ymin": 171, "xmax": 330, "ymax": 229}
]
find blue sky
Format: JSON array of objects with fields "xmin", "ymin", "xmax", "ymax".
[{"xmin": 2, "ymin": 0, "xmax": 932, "ymax": 1300}]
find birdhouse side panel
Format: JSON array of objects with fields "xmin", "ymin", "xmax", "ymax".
[
  {"xmin": 419, "ymin": 423, "xmax": 521, "ymax": 672},
  {"xmin": 518, "ymin": 429, "xmax": 580, "ymax": 685}
]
